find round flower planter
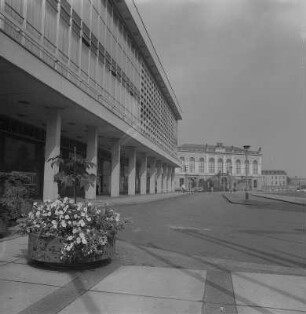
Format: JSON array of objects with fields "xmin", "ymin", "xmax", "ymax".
[{"xmin": 27, "ymin": 233, "xmax": 116, "ymax": 266}]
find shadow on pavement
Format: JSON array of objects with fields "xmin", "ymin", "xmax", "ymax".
[{"xmin": 173, "ymin": 228, "xmax": 306, "ymax": 268}]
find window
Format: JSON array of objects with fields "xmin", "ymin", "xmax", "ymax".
[
  {"xmin": 81, "ymin": 43, "xmax": 90, "ymax": 78},
  {"xmin": 180, "ymin": 157, "xmax": 185, "ymax": 172},
  {"xmin": 226, "ymin": 159, "xmax": 232, "ymax": 174},
  {"xmin": 236, "ymin": 160, "xmax": 241, "ymax": 174},
  {"xmin": 189, "ymin": 157, "xmax": 195, "ymax": 173},
  {"xmin": 245, "ymin": 160, "xmax": 249, "ymax": 174},
  {"xmin": 44, "ymin": 1, "xmax": 58, "ymax": 48},
  {"xmin": 70, "ymin": 30, "xmax": 80, "ymax": 66},
  {"xmin": 58, "ymin": 13, "xmax": 70, "ymax": 58},
  {"xmin": 209, "ymin": 158, "xmax": 215, "ymax": 174},
  {"xmin": 5, "ymin": 0, "xmax": 24, "ymax": 24},
  {"xmin": 253, "ymin": 160, "xmax": 258, "ymax": 175},
  {"xmin": 217, "ymin": 158, "xmax": 223, "ymax": 173},
  {"xmin": 26, "ymin": 0, "xmax": 42, "ymax": 36},
  {"xmin": 199, "ymin": 158, "xmax": 204, "ymax": 173},
  {"xmin": 89, "ymin": 51, "xmax": 97, "ymax": 82}
]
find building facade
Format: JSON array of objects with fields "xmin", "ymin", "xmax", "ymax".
[
  {"xmin": 260, "ymin": 170, "xmax": 287, "ymax": 191},
  {"xmin": 175, "ymin": 143, "xmax": 262, "ymax": 191},
  {"xmin": 0, "ymin": 0, "xmax": 182, "ymax": 200}
]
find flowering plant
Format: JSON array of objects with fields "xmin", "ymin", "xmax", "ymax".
[{"xmin": 17, "ymin": 197, "xmax": 129, "ymax": 263}]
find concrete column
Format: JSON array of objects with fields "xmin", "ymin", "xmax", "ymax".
[
  {"xmin": 127, "ymin": 148, "xmax": 136, "ymax": 196},
  {"xmin": 149, "ymin": 158, "xmax": 156, "ymax": 194},
  {"xmin": 156, "ymin": 160, "xmax": 162, "ymax": 193},
  {"xmin": 111, "ymin": 141, "xmax": 120, "ymax": 197},
  {"xmin": 139, "ymin": 153, "xmax": 147, "ymax": 195},
  {"xmin": 163, "ymin": 164, "xmax": 168, "ymax": 192},
  {"xmin": 85, "ymin": 127, "xmax": 98, "ymax": 200},
  {"xmin": 167, "ymin": 166, "xmax": 172, "ymax": 192},
  {"xmin": 43, "ymin": 109, "xmax": 61, "ymax": 201},
  {"xmin": 171, "ymin": 166, "xmax": 175, "ymax": 192}
]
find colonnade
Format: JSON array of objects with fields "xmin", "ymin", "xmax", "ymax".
[{"xmin": 43, "ymin": 110, "xmax": 176, "ymax": 201}]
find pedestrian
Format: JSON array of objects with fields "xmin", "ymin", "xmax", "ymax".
[{"xmin": 181, "ymin": 184, "xmax": 186, "ymax": 193}]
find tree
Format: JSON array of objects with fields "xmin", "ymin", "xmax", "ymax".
[{"xmin": 48, "ymin": 148, "xmax": 96, "ymax": 203}]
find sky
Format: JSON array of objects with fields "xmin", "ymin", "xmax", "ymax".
[{"xmin": 133, "ymin": 0, "xmax": 306, "ymax": 177}]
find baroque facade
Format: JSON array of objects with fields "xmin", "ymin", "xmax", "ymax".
[
  {"xmin": 175, "ymin": 143, "xmax": 262, "ymax": 191},
  {"xmin": 0, "ymin": 0, "xmax": 182, "ymax": 200}
]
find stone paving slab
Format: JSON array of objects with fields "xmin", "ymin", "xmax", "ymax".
[
  {"xmin": 0, "ymin": 262, "xmax": 78, "ymax": 286},
  {"xmin": 232, "ymin": 272, "xmax": 306, "ymax": 312},
  {"xmin": 91, "ymin": 266, "xmax": 206, "ymax": 302},
  {"xmin": 0, "ymin": 236, "xmax": 27, "ymax": 262},
  {"xmin": 58, "ymin": 290, "xmax": 203, "ymax": 314},
  {"xmin": 0, "ymin": 280, "xmax": 57, "ymax": 314}
]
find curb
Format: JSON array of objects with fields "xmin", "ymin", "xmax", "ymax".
[
  {"xmin": 94, "ymin": 192, "xmax": 189, "ymax": 207},
  {"xmin": 222, "ymin": 194, "xmax": 257, "ymax": 205},
  {"xmin": 250, "ymin": 194, "xmax": 306, "ymax": 206}
]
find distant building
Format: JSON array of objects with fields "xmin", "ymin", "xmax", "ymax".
[
  {"xmin": 288, "ymin": 177, "xmax": 306, "ymax": 190},
  {"xmin": 260, "ymin": 170, "xmax": 287, "ymax": 191},
  {"xmin": 175, "ymin": 143, "xmax": 262, "ymax": 191}
]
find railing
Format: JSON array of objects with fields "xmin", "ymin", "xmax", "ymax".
[{"xmin": 0, "ymin": 8, "xmax": 178, "ymax": 161}]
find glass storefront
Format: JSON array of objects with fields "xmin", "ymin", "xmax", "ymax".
[{"xmin": 0, "ymin": 116, "xmax": 45, "ymax": 197}]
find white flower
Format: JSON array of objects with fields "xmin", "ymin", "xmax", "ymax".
[
  {"xmin": 82, "ymin": 238, "xmax": 87, "ymax": 244},
  {"xmin": 79, "ymin": 220, "xmax": 85, "ymax": 227},
  {"xmin": 68, "ymin": 221, "xmax": 72, "ymax": 225},
  {"xmin": 79, "ymin": 232, "xmax": 85, "ymax": 238},
  {"xmin": 72, "ymin": 228, "xmax": 78, "ymax": 234},
  {"xmin": 74, "ymin": 214, "xmax": 78, "ymax": 219},
  {"xmin": 65, "ymin": 215, "xmax": 70, "ymax": 220},
  {"xmin": 76, "ymin": 237, "xmax": 81, "ymax": 244},
  {"xmin": 61, "ymin": 221, "xmax": 67, "ymax": 227},
  {"xmin": 36, "ymin": 211, "xmax": 40, "ymax": 217},
  {"xmin": 87, "ymin": 217, "xmax": 91, "ymax": 222},
  {"xmin": 67, "ymin": 236, "xmax": 73, "ymax": 241}
]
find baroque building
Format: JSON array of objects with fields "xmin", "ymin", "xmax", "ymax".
[
  {"xmin": 175, "ymin": 143, "xmax": 262, "ymax": 191},
  {"xmin": 0, "ymin": 0, "xmax": 182, "ymax": 200}
]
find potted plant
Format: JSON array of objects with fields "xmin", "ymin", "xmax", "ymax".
[
  {"xmin": 48, "ymin": 150, "xmax": 96, "ymax": 203},
  {"xmin": 17, "ymin": 197, "xmax": 129, "ymax": 265}
]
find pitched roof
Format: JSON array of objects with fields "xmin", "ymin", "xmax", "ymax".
[
  {"xmin": 178, "ymin": 143, "xmax": 261, "ymax": 154},
  {"xmin": 262, "ymin": 170, "xmax": 287, "ymax": 175}
]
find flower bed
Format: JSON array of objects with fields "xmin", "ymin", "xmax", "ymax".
[{"xmin": 18, "ymin": 198, "xmax": 129, "ymax": 264}]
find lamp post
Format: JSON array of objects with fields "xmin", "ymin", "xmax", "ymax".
[{"xmin": 243, "ymin": 145, "xmax": 250, "ymax": 200}]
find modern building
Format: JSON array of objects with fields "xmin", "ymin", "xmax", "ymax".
[
  {"xmin": 0, "ymin": 0, "xmax": 182, "ymax": 200},
  {"xmin": 260, "ymin": 170, "xmax": 288, "ymax": 191},
  {"xmin": 175, "ymin": 143, "xmax": 262, "ymax": 191}
]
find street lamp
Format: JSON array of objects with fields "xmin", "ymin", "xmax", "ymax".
[{"xmin": 243, "ymin": 145, "xmax": 250, "ymax": 200}]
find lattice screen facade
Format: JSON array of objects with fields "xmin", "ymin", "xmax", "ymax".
[{"xmin": 140, "ymin": 62, "xmax": 178, "ymax": 157}]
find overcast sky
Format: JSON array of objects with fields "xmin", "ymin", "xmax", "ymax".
[{"xmin": 133, "ymin": 0, "xmax": 306, "ymax": 177}]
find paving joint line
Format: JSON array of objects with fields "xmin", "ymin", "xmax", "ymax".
[
  {"xmin": 90, "ymin": 289, "xmax": 203, "ymax": 303},
  {"xmin": 0, "ymin": 278, "xmax": 62, "ymax": 288}
]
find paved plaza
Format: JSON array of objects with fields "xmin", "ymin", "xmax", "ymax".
[{"xmin": 1, "ymin": 192, "xmax": 306, "ymax": 314}]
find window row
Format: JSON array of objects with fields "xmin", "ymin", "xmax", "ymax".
[{"xmin": 180, "ymin": 157, "xmax": 259, "ymax": 175}]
